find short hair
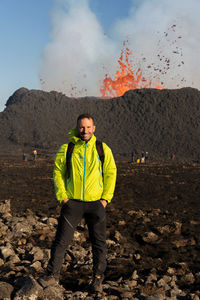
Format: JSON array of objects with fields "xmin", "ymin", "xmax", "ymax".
[{"xmin": 77, "ymin": 113, "xmax": 95, "ymax": 126}]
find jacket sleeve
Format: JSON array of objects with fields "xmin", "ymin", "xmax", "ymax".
[
  {"xmin": 53, "ymin": 144, "xmax": 69, "ymax": 203},
  {"xmin": 101, "ymin": 143, "xmax": 117, "ymax": 203}
]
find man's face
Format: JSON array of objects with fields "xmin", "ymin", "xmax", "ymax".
[{"xmin": 77, "ymin": 118, "xmax": 96, "ymax": 142}]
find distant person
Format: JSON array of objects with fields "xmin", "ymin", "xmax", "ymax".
[
  {"xmin": 170, "ymin": 153, "xmax": 175, "ymax": 160},
  {"xmin": 145, "ymin": 151, "xmax": 149, "ymax": 162},
  {"xmin": 131, "ymin": 151, "xmax": 134, "ymax": 162},
  {"xmin": 38, "ymin": 113, "xmax": 117, "ymax": 293},
  {"xmin": 23, "ymin": 153, "xmax": 27, "ymax": 161},
  {"xmin": 141, "ymin": 151, "xmax": 145, "ymax": 163},
  {"xmin": 137, "ymin": 158, "xmax": 140, "ymax": 164},
  {"xmin": 33, "ymin": 149, "xmax": 37, "ymax": 161}
]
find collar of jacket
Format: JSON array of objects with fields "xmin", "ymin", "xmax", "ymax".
[{"xmin": 68, "ymin": 128, "xmax": 96, "ymax": 146}]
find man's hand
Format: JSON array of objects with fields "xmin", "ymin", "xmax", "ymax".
[
  {"xmin": 62, "ymin": 198, "xmax": 69, "ymax": 204},
  {"xmin": 100, "ymin": 199, "xmax": 108, "ymax": 208}
]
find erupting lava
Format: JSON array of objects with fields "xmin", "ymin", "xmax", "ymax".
[{"xmin": 101, "ymin": 41, "xmax": 163, "ymax": 98}]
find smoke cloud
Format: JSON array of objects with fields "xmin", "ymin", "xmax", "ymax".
[{"xmin": 39, "ymin": 0, "xmax": 200, "ymax": 97}]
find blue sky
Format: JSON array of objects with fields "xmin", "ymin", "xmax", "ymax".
[
  {"xmin": 1, "ymin": 0, "xmax": 199, "ymax": 111},
  {"xmin": 0, "ymin": 0, "xmax": 51, "ymax": 111},
  {"xmin": 0, "ymin": 0, "xmax": 132, "ymax": 111}
]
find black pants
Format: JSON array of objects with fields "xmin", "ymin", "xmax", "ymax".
[{"xmin": 47, "ymin": 199, "xmax": 107, "ymax": 277}]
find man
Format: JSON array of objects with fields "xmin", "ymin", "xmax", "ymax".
[
  {"xmin": 33, "ymin": 149, "xmax": 37, "ymax": 160},
  {"xmin": 39, "ymin": 113, "xmax": 117, "ymax": 293}
]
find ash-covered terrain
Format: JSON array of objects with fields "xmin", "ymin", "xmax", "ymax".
[
  {"xmin": 0, "ymin": 159, "xmax": 200, "ymax": 299},
  {"xmin": 0, "ymin": 87, "xmax": 199, "ymax": 161}
]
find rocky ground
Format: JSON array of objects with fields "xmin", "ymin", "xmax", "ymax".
[{"xmin": 0, "ymin": 158, "xmax": 200, "ymax": 299}]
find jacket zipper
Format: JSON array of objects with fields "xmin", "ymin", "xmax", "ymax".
[{"xmin": 82, "ymin": 143, "xmax": 87, "ymax": 200}]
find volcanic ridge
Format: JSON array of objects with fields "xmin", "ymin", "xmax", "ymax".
[{"xmin": 0, "ymin": 87, "xmax": 199, "ymax": 161}]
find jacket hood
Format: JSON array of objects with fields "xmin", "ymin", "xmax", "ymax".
[{"xmin": 68, "ymin": 128, "xmax": 96, "ymax": 145}]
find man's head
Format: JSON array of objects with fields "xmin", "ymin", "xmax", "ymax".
[{"xmin": 76, "ymin": 113, "xmax": 96, "ymax": 142}]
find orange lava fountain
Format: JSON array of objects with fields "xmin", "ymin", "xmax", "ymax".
[{"xmin": 100, "ymin": 41, "xmax": 163, "ymax": 98}]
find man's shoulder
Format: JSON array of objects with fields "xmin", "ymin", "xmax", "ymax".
[
  {"xmin": 101, "ymin": 141, "xmax": 111, "ymax": 150},
  {"xmin": 100, "ymin": 142, "xmax": 114, "ymax": 158},
  {"xmin": 59, "ymin": 143, "xmax": 68, "ymax": 149},
  {"xmin": 56, "ymin": 143, "xmax": 69, "ymax": 154}
]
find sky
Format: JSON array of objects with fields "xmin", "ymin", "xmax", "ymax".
[{"xmin": 0, "ymin": 0, "xmax": 200, "ymax": 112}]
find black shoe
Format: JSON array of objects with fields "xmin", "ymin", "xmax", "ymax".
[
  {"xmin": 38, "ymin": 274, "xmax": 59, "ymax": 288},
  {"xmin": 90, "ymin": 274, "xmax": 104, "ymax": 293}
]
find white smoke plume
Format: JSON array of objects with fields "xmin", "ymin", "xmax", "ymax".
[
  {"xmin": 113, "ymin": 0, "xmax": 200, "ymax": 89},
  {"xmin": 39, "ymin": 0, "xmax": 200, "ymax": 97},
  {"xmin": 39, "ymin": 0, "xmax": 118, "ymax": 97}
]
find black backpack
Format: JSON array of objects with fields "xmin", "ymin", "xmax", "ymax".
[{"xmin": 66, "ymin": 140, "xmax": 104, "ymax": 179}]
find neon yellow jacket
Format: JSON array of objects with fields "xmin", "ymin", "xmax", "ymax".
[{"xmin": 53, "ymin": 128, "xmax": 117, "ymax": 203}]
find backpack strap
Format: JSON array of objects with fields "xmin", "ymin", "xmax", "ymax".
[
  {"xmin": 66, "ymin": 140, "xmax": 104, "ymax": 179},
  {"xmin": 96, "ymin": 140, "xmax": 104, "ymax": 171},
  {"xmin": 66, "ymin": 142, "xmax": 75, "ymax": 179}
]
